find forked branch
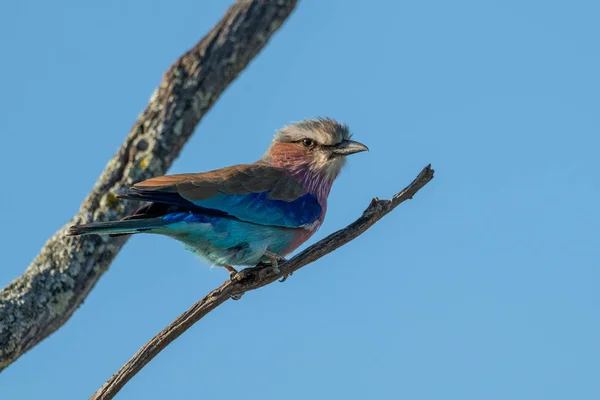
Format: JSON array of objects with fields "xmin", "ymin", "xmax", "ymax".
[{"xmin": 91, "ymin": 164, "xmax": 435, "ymax": 400}]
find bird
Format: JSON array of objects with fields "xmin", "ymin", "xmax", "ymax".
[{"xmin": 67, "ymin": 118, "xmax": 368, "ymax": 280}]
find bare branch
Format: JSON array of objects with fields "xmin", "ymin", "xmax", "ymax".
[
  {"xmin": 91, "ymin": 165, "xmax": 435, "ymax": 400},
  {"xmin": 0, "ymin": 0, "xmax": 298, "ymax": 372}
]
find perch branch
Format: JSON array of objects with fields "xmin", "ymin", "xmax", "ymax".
[
  {"xmin": 90, "ymin": 164, "xmax": 435, "ymax": 400},
  {"xmin": 0, "ymin": 0, "xmax": 298, "ymax": 371}
]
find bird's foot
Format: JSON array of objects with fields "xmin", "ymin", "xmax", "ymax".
[
  {"xmin": 263, "ymin": 251, "xmax": 292, "ymax": 282},
  {"xmin": 263, "ymin": 251, "xmax": 285, "ymax": 274},
  {"xmin": 223, "ymin": 265, "xmax": 239, "ymax": 281},
  {"xmin": 224, "ymin": 265, "xmax": 244, "ymax": 300}
]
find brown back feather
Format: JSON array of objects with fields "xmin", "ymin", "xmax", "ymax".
[{"xmin": 132, "ymin": 164, "xmax": 307, "ymax": 202}]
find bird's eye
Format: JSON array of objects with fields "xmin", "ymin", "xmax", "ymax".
[{"xmin": 302, "ymin": 138, "xmax": 316, "ymax": 147}]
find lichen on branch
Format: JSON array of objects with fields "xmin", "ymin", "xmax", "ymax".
[{"xmin": 0, "ymin": 0, "xmax": 298, "ymax": 372}]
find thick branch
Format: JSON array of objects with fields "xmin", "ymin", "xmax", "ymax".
[
  {"xmin": 91, "ymin": 165, "xmax": 435, "ymax": 400},
  {"xmin": 0, "ymin": 0, "xmax": 298, "ymax": 372}
]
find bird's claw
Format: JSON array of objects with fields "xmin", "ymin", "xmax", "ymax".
[
  {"xmin": 278, "ymin": 271, "xmax": 293, "ymax": 283},
  {"xmin": 224, "ymin": 265, "xmax": 239, "ymax": 281},
  {"xmin": 231, "ymin": 293, "xmax": 243, "ymax": 301},
  {"xmin": 224, "ymin": 266, "xmax": 244, "ymax": 299},
  {"xmin": 263, "ymin": 251, "xmax": 287, "ymax": 278},
  {"xmin": 263, "ymin": 251, "xmax": 292, "ymax": 282}
]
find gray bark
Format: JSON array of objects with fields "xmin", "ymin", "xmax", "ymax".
[
  {"xmin": 0, "ymin": 0, "xmax": 298, "ymax": 372},
  {"xmin": 91, "ymin": 165, "xmax": 435, "ymax": 400}
]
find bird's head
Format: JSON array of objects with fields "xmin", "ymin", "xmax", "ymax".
[{"xmin": 264, "ymin": 118, "xmax": 368, "ymax": 181}]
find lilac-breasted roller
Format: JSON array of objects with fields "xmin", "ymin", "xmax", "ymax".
[{"xmin": 68, "ymin": 118, "xmax": 368, "ymax": 277}]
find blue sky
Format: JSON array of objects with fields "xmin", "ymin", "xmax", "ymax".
[{"xmin": 1, "ymin": 0, "xmax": 599, "ymax": 398}]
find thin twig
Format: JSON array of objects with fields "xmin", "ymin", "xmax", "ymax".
[{"xmin": 90, "ymin": 164, "xmax": 435, "ymax": 400}]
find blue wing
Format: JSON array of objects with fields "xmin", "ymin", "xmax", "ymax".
[
  {"xmin": 193, "ymin": 191, "xmax": 321, "ymax": 227},
  {"xmin": 119, "ymin": 164, "xmax": 322, "ymax": 228}
]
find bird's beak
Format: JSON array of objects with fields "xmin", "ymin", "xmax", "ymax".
[{"xmin": 331, "ymin": 140, "xmax": 369, "ymax": 156}]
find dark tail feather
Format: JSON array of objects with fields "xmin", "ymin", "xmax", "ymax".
[{"xmin": 67, "ymin": 217, "xmax": 167, "ymax": 237}]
